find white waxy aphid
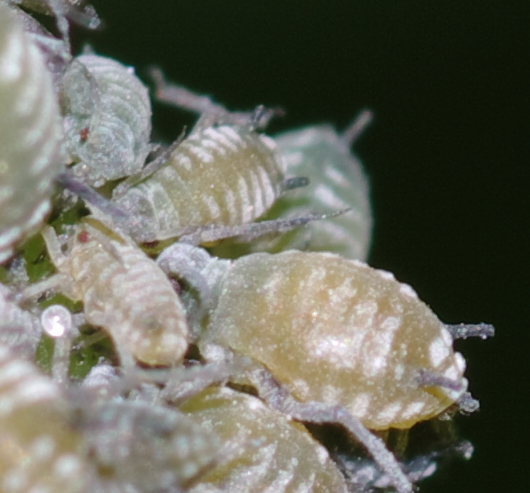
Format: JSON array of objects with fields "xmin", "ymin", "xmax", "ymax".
[
  {"xmin": 158, "ymin": 244, "xmax": 493, "ymax": 493},
  {"xmin": 0, "ymin": 2, "xmax": 64, "ymax": 264},
  {"xmin": 0, "ymin": 283, "xmax": 42, "ymax": 358},
  {"xmin": 180, "ymin": 386, "xmax": 348, "ymax": 493},
  {"xmin": 113, "ymin": 122, "xmax": 287, "ymax": 244},
  {"xmin": 25, "ymin": 217, "xmax": 190, "ymax": 366},
  {"xmin": 61, "ymin": 54, "xmax": 152, "ymax": 187},
  {"xmin": 0, "ymin": 344, "xmax": 92, "ymax": 493},
  {"xmin": 246, "ymin": 115, "xmax": 373, "ymax": 260}
]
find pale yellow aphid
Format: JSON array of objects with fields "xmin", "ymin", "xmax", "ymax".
[
  {"xmin": 180, "ymin": 386, "xmax": 348, "ymax": 493},
  {"xmin": 114, "ymin": 123, "xmax": 287, "ymax": 244},
  {"xmin": 0, "ymin": 345, "xmax": 91, "ymax": 493},
  {"xmin": 206, "ymin": 250, "xmax": 470, "ymax": 431},
  {"xmin": 28, "ymin": 217, "xmax": 189, "ymax": 366},
  {"xmin": 0, "ymin": 2, "xmax": 64, "ymax": 264}
]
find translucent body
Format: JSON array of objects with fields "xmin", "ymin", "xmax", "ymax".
[
  {"xmin": 0, "ymin": 345, "xmax": 91, "ymax": 493},
  {"xmin": 0, "ymin": 3, "xmax": 64, "ymax": 263},
  {"xmin": 41, "ymin": 218, "xmax": 189, "ymax": 365},
  {"xmin": 62, "ymin": 54, "xmax": 152, "ymax": 187},
  {"xmin": 180, "ymin": 386, "xmax": 348, "ymax": 493},
  {"xmin": 0, "ymin": 283, "xmax": 42, "ymax": 358},
  {"xmin": 205, "ymin": 250, "xmax": 468, "ymax": 430},
  {"xmin": 114, "ymin": 125, "xmax": 286, "ymax": 243},
  {"xmin": 260, "ymin": 124, "xmax": 372, "ymax": 260}
]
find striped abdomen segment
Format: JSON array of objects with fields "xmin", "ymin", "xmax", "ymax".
[
  {"xmin": 0, "ymin": 3, "xmax": 63, "ymax": 263},
  {"xmin": 115, "ymin": 125, "xmax": 285, "ymax": 242}
]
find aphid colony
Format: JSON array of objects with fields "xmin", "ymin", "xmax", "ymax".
[{"xmin": 0, "ymin": 3, "xmax": 494, "ymax": 493}]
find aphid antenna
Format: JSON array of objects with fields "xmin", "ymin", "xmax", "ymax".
[
  {"xmin": 244, "ymin": 362, "xmax": 414, "ymax": 493},
  {"xmin": 149, "ymin": 66, "xmax": 279, "ymax": 129},
  {"xmin": 445, "ymin": 323, "xmax": 495, "ymax": 340},
  {"xmin": 112, "ymin": 129, "xmax": 186, "ymax": 199},
  {"xmin": 341, "ymin": 108, "xmax": 374, "ymax": 147},
  {"xmin": 179, "ymin": 208, "xmax": 352, "ymax": 245}
]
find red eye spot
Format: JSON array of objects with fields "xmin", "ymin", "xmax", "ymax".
[
  {"xmin": 80, "ymin": 127, "xmax": 90, "ymax": 142},
  {"xmin": 78, "ymin": 231, "xmax": 90, "ymax": 243},
  {"xmin": 143, "ymin": 241, "xmax": 159, "ymax": 249}
]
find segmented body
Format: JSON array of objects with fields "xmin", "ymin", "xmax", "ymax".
[
  {"xmin": 114, "ymin": 125, "xmax": 286, "ymax": 243},
  {"xmin": 41, "ymin": 218, "xmax": 189, "ymax": 365},
  {"xmin": 204, "ymin": 250, "xmax": 467, "ymax": 430},
  {"xmin": 256, "ymin": 125, "xmax": 372, "ymax": 260},
  {"xmin": 0, "ymin": 2, "xmax": 64, "ymax": 264},
  {"xmin": 181, "ymin": 386, "xmax": 348, "ymax": 493},
  {"xmin": 0, "ymin": 345, "xmax": 91, "ymax": 493},
  {"xmin": 62, "ymin": 54, "xmax": 152, "ymax": 187}
]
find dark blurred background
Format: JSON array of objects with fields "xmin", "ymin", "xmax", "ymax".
[{"xmin": 77, "ymin": 1, "xmax": 529, "ymax": 492}]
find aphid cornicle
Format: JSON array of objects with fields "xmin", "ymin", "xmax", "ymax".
[
  {"xmin": 23, "ymin": 217, "xmax": 189, "ymax": 366},
  {"xmin": 180, "ymin": 386, "xmax": 349, "ymax": 493},
  {"xmin": 0, "ymin": 2, "xmax": 64, "ymax": 264},
  {"xmin": 61, "ymin": 54, "xmax": 152, "ymax": 187},
  {"xmin": 113, "ymin": 121, "xmax": 288, "ymax": 244},
  {"xmin": 158, "ymin": 244, "xmax": 493, "ymax": 493}
]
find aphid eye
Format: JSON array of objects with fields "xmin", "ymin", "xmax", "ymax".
[
  {"xmin": 80, "ymin": 127, "xmax": 90, "ymax": 142},
  {"xmin": 78, "ymin": 230, "xmax": 90, "ymax": 242}
]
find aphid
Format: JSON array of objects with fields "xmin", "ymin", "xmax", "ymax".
[
  {"xmin": 0, "ymin": 2, "xmax": 64, "ymax": 264},
  {"xmin": 235, "ymin": 113, "xmax": 374, "ymax": 260},
  {"xmin": 113, "ymin": 119, "xmax": 289, "ymax": 244},
  {"xmin": 23, "ymin": 217, "xmax": 190, "ymax": 366},
  {"xmin": 0, "ymin": 344, "xmax": 92, "ymax": 493},
  {"xmin": 81, "ymin": 399, "xmax": 223, "ymax": 492},
  {"xmin": 61, "ymin": 54, "xmax": 152, "ymax": 187},
  {"xmin": 158, "ymin": 244, "xmax": 494, "ymax": 493},
  {"xmin": 179, "ymin": 386, "xmax": 349, "ymax": 493}
]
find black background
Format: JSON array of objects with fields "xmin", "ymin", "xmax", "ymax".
[{"xmin": 76, "ymin": 2, "xmax": 529, "ymax": 492}]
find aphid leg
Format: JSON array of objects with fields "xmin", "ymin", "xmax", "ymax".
[
  {"xmin": 455, "ymin": 392, "xmax": 480, "ymax": 414},
  {"xmin": 149, "ymin": 67, "xmax": 279, "ymax": 129},
  {"xmin": 41, "ymin": 304, "xmax": 78, "ymax": 384},
  {"xmin": 157, "ymin": 244, "xmax": 213, "ymax": 306},
  {"xmin": 159, "ymin": 361, "xmax": 239, "ymax": 405},
  {"xmin": 282, "ymin": 176, "xmax": 310, "ymax": 191},
  {"xmin": 341, "ymin": 109, "xmax": 374, "ymax": 146},
  {"xmin": 112, "ymin": 132, "xmax": 185, "ymax": 198},
  {"xmin": 179, "ymin": 208, "xmax": 351, "ymax": 245},
  {"xmin": 57, "ymin": 171, "xmax": 131, "ymax": 228},
  {"xmin": 247, "ymin": 364, "xmax": 413, "ymax": 493},
  {"xmin": 417, "ymin": 369, "xmax": 466, "ymax": 393},
  {"xmin": 445, "ymin": 323, "xmax": 495, "ymax": 340}
]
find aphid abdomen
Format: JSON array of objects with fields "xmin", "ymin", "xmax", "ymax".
[
  {"xmin": 62, "ymin": 54, "xmax": 152, "ymax": 186},
  {"xmin": 0, "ymin": 3, "xmax": 63, "ymax": 263},
  {"xmin": 114, "ymin": 125, "xmax": 286, "ymax": 243},
  {"xmin": 181, "ymin": 386, "xmax": 348, "ymax": 493},
  {"xmin": 0, "ymin": 345, "xmax": 91, "ymax": 493},
  {"xmin": 265, "ymin": 124, "xmax": 372, "ymax": 260},
  {"xmin": 54, "ymin": 219, "xmax": 189, "ymax": 365},
  {"xmin": 206, "ymin": 251, "xmax": 468, "ymax": 430}
]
